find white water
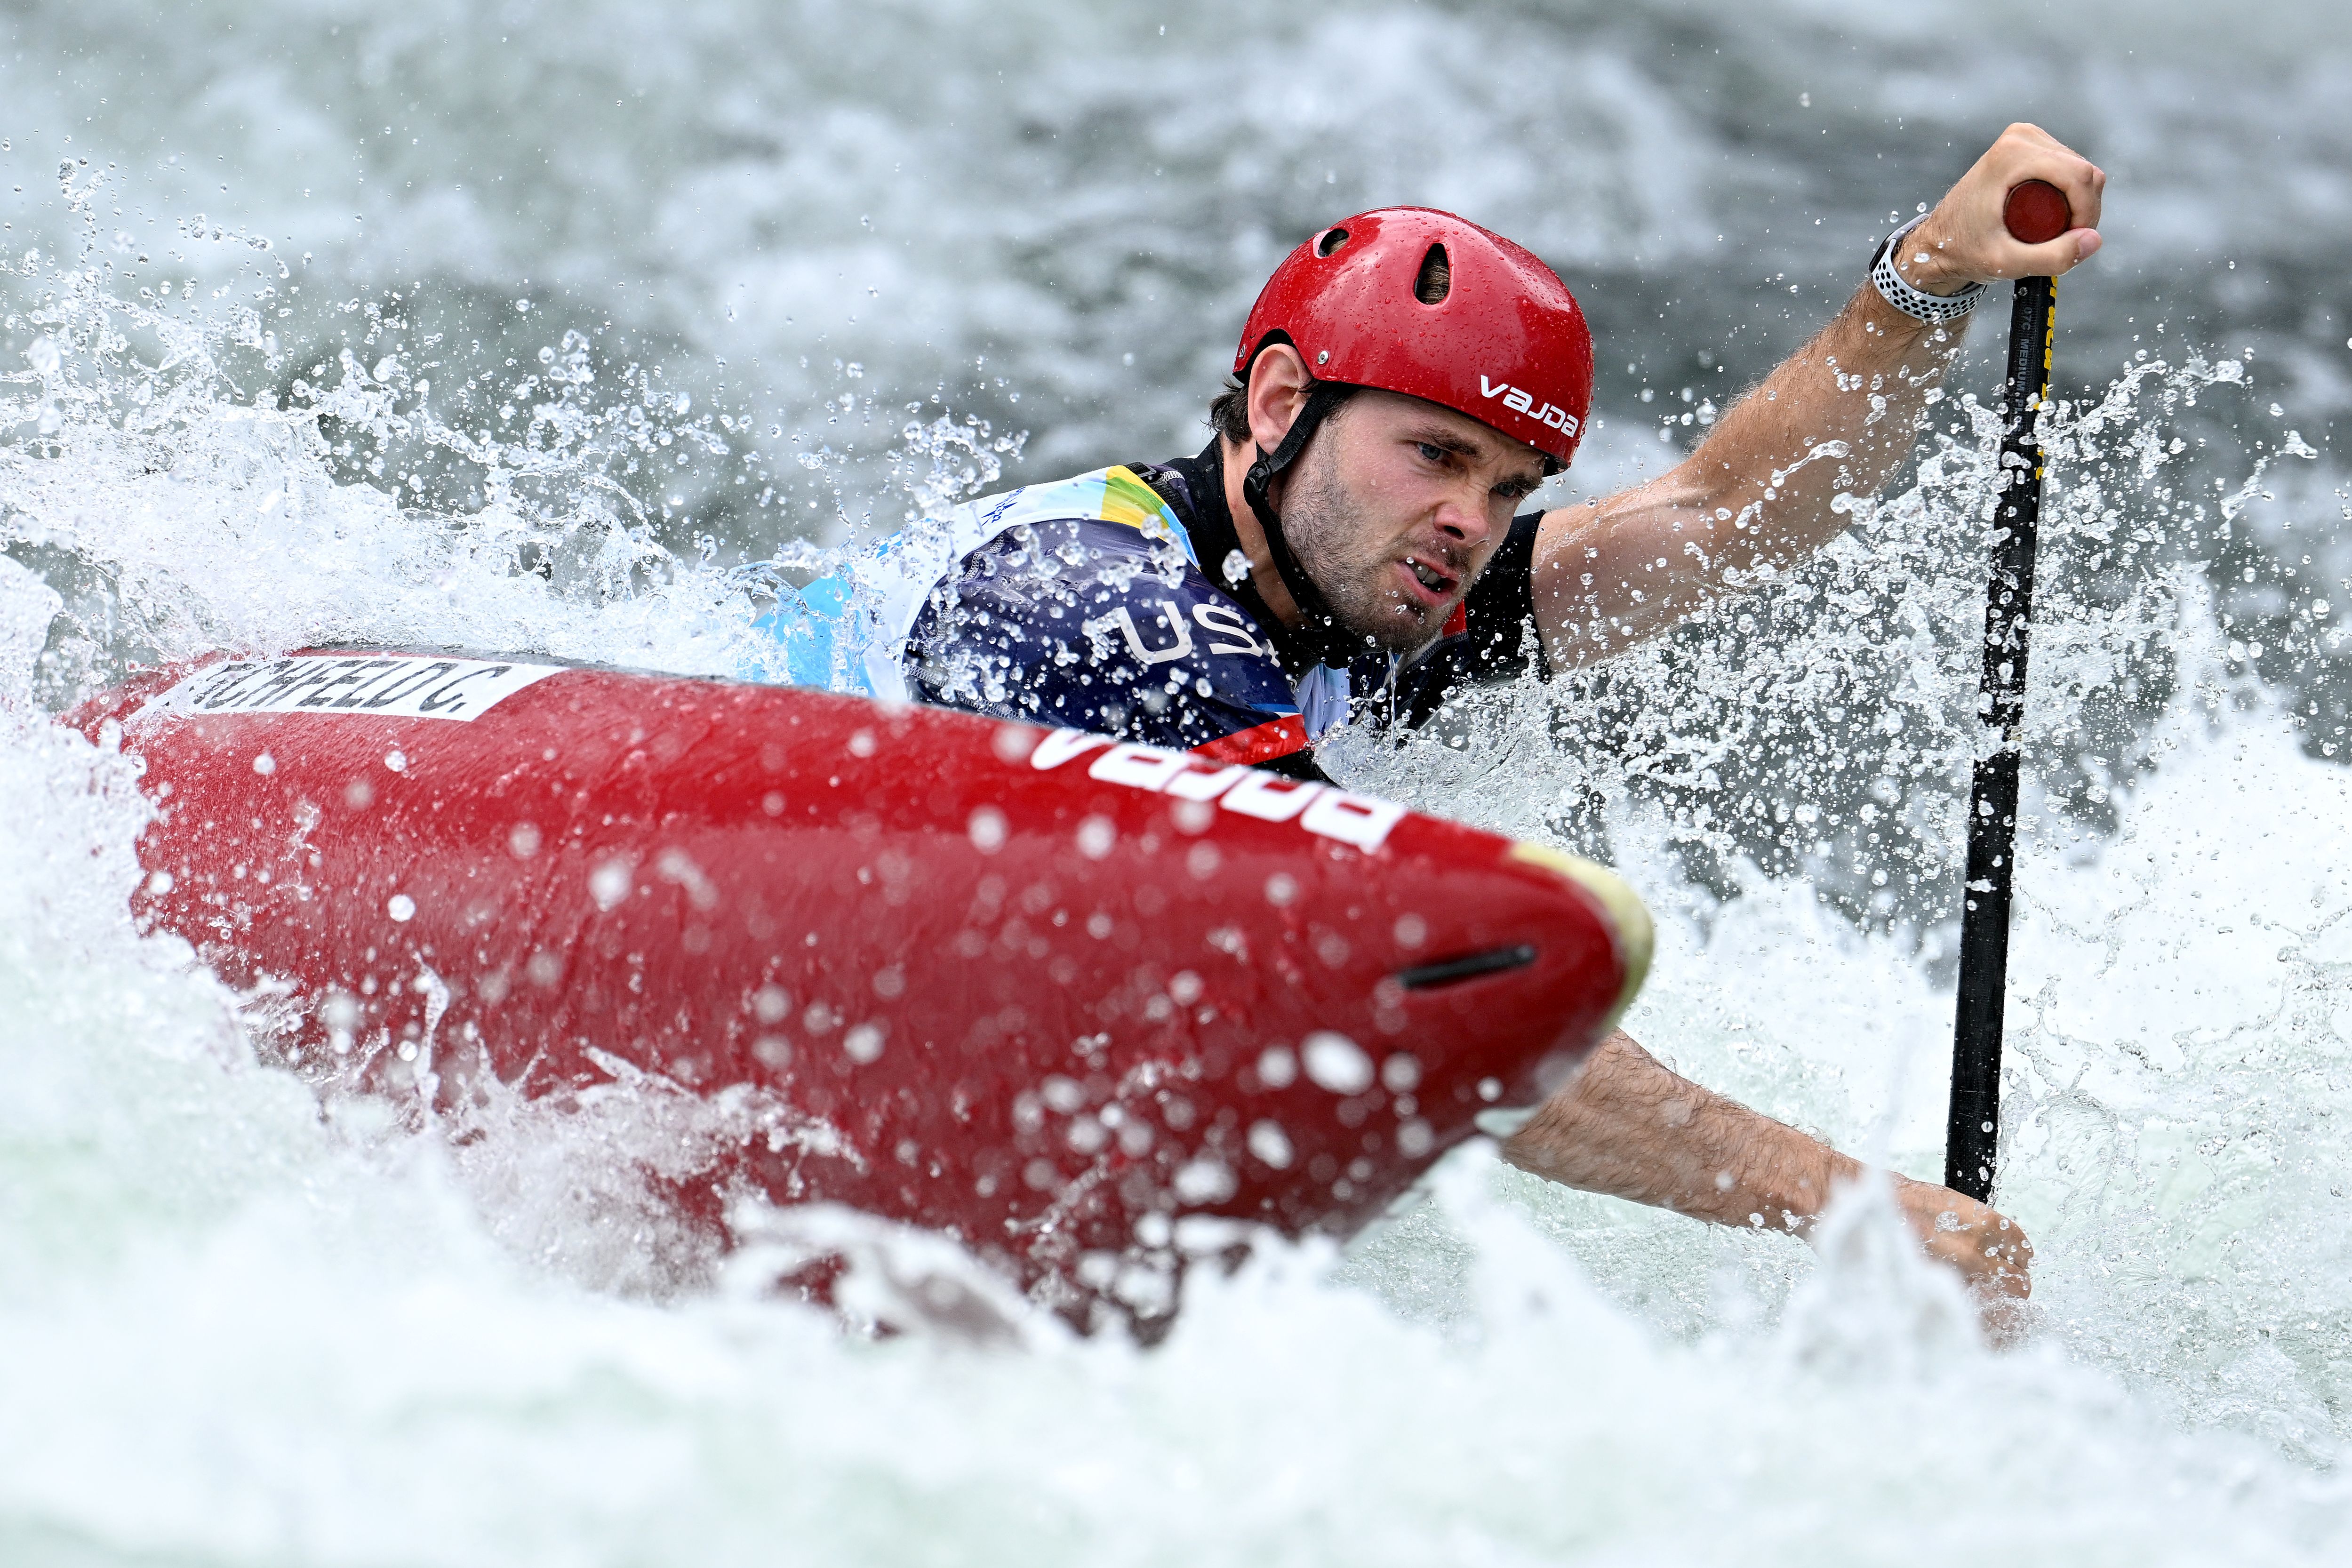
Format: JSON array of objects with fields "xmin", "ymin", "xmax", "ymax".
[{"xmin": 8, "ymin": 1, "xmax": 2352, "ymax": 1562}]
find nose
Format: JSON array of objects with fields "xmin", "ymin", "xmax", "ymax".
[{"xmin": 1432, "ymin": 480, "xmax": 1497, "ymax": 551}]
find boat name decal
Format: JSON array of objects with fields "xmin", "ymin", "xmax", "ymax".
[
  {"xmin": 146, "ymin": 654, "xmax": 566, "ymax": 723},
  {"xmin": 1028, "ymin": 731, "xmax": 1406, "ymax": 855}
]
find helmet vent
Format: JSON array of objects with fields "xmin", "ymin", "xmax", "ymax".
[
  {"xmin": 1413, "ymin": 243, "xmax": 1451, "ymax": 304},
  {"xmin": 1316, "ymin": 226, "xmax": 1350, "ymax": 257}
]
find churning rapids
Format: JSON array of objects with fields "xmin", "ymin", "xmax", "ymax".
[{"xmin": 5, "ymin": 0, "xmax": 2352, "ymax": 1562}]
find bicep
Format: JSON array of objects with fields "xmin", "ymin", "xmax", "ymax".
[{"xmin": 1531, "ymin": 469, "xmax": 1721, "ymax": 669}]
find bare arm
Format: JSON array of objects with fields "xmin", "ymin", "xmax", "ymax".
[
  {"xmin": 1503, "ymin": 1031, "xmax": 2033, "ymax": 1302},
  {"xmin": 1531, "ymin": 123, "xmax": 2107, "ymax": 671}
]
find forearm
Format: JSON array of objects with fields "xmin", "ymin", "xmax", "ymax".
[
  {"xmin": 1683, "ymin": 285, "xmax": 1966, "ymax": 570},
  {"xmin": 1714, "ymin": 279, "xmax": 1970, "ymax": 549},
  {"xmin": 1534, "ymin": 288, "xmax": 1965, "ymax": 662},
  {"xmin": 1501, "ymin": 1031, "xmax": 2035, "ymax": 1308},
  {"xmin": 1534, "ymin": 124, "xmax": 2105, "ymax": 671},
  {"xmin": 1500, "ymin": 1031, "xmax": 1861, "ymax": 1232}
]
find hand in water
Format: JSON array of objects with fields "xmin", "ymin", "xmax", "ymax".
[
  {"xmin": 1892, "ymin": 1176, "xmax": 2034, "ymax": 1328},
  {"xmin": 1504, "ymin": 1034, "xmax": 2037, "ymax": 1336}
]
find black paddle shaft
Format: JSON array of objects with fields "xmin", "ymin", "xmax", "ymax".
[{"xmin": 1944, "ymin": 272, "xmax": 2056, "ymax": 1201}]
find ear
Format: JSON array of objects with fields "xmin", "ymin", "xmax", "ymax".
[{"xmin": 1245, "ymin": 343, "xmax": 1315, "ymax": 453}]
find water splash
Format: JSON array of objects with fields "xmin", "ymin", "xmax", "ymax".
[{"xmin": 1332, "ymin": 349, "xmax": 2320, "ymax": 950}]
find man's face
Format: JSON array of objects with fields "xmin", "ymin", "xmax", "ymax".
[{"xmin": 1278, "ymin": 389, "xmax": 1550, "ymax": 652}]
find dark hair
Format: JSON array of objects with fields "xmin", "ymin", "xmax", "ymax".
[
  {"xmin": 1207, "ymin": 375, "xmax": 1251, "ymax": 445},
  {"xmin": 1209, "ymin": 342, "xmax": 1328, "ymax": 447}
]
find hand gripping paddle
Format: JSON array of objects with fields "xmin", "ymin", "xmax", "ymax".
[{"xmin": 1944, "ymin": 180, "xmax": 2071, "ymax": 1202}]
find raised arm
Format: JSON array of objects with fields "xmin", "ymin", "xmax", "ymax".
[{"xmin": 1530, "ymin": 123, "xmax": 2107, "ymax": 671}]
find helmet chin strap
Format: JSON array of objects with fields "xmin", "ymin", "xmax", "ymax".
[{"xmin": 1241, "ymin": 380, "xmax": 1356, "ymax": 640}]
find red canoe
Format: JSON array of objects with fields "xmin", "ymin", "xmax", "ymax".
[{"xmin": 71, "ymin": 649, "xmax": 1651, "ymax": 1326}]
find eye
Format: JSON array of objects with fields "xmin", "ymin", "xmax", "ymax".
[{"xmin": 1416, "ymin": 441, "xmax": 1449, "ymax": 465}]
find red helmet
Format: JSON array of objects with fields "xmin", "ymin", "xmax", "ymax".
[{"xmin": 1234, "ymin": 207, "xmax": 1594, "ymax": 469}]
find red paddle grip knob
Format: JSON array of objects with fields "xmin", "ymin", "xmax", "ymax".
[{"xmin": 2003, "ymin": 180, "xmax": 2072, "ymax": 246}]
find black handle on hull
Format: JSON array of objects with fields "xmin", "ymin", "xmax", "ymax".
[{"xmin": 1944, "ymin": 206, "xmax": 2061, "ymax": 1202}]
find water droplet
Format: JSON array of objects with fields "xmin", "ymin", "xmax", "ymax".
[
  {"xmin": 589, "ymin": 859, "xmax": 633, "ymax": 910},
  {"xmin": 1304, "ymin": 1032, "xmax": 1374, "ymax": 1094},
  {"xmin": 968, "ymin": 807, "xmax": 1008, "ymax": 853},
  {"xmin": 1248, "ymin": 1120, "xmax": 1294, "ymax": 1169}
]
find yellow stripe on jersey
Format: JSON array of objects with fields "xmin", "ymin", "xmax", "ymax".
[{"xmin": 1096, "ymin": 465, "xmax": 1197, "ymax": 565}]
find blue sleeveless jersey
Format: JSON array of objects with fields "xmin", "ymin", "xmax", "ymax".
[{"xmin": 750, "ymin": 456, "xmax": 1546, "ymax": 769}]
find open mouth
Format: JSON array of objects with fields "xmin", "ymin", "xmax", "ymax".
[{"xmin": 1400, "ymin": 555, "xmax": 1457, "ymax": 602}]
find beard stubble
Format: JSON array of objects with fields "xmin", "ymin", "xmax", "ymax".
[{"xmin": 1278, "ymin": 438, "xmax": 1448, "ymax": 655}]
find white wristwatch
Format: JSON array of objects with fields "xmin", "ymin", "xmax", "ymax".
[{"xmin": 1870, "ymin": 214, "xmax": 1986, "ymax": 324}]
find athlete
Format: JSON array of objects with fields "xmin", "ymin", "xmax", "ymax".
[{"xmin": 787, "ymin": 123, "xmax": 2104, "ymax": 1314}]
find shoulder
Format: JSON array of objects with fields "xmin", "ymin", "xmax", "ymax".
[
  {"xmin": 937, "ymin": 514, "xmax": 1193, "ymax": 616},
  {"xmin": 933, "ymin": 516, "xmax": 1283, "ymax": 676},
  {"xmin": 910, "ymin": 515, "xmax": 1304, "ymax": 757},
  {"xmin": 980, "ymin": 463, "xmax": 1198, "ymax": 562}
]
